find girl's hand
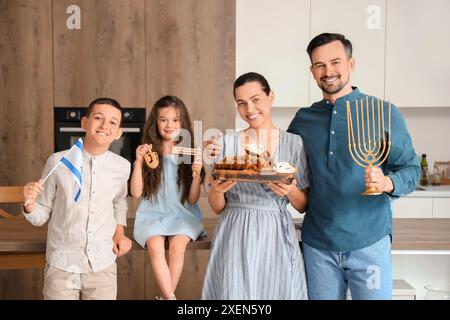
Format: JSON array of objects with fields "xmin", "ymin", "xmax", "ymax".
[
  {"xmin": 209, "ymin": 176, "xmax": 236, "ymax": 194},
  {"xmin": 135, "ymin": 144, "xmax": 152, "ymax": 163},
  {"xmin": 192, "ymin": 155, "xmax": 202, "ymax": 178},
  {"xmin": 266, "ymin": 179, "xmax": 297, "ymax": 197}
]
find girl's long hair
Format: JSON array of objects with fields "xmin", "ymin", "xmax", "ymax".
[{"xmin": 141, "ymin": 95, "xmax": 205, "ymax": 203}]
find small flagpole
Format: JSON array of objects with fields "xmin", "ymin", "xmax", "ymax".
[
  {"xmin": 24, "ymin": 162, "xmax": 61, "ymax": 207},
  {"xmin": 24, "ymin": 138, "xmax": 81, "ymax": 207}
]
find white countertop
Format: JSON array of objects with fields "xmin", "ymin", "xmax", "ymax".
[{"xmin": 407, "ymin": 185, "xmax": 450, "ymax": 198}]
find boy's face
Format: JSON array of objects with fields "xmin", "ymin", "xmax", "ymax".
[{"xmin": 81, "ymin": 104, "xmax": 123, "ymax": 149}]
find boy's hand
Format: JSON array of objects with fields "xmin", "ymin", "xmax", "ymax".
[
  {"xmin": 266, "ymin": 179, "xmax": 297, "ymax": 197},
  {"xmin": 23, "ymin": 179, "xmax": 44, "ymax": 213},
  {"xmin": 135, "ymin": 144, "xmax": 152, "ymax": 164},
  {"xmin": 113, "ymin": 226, "xmax": 132, "ymax": 257}
]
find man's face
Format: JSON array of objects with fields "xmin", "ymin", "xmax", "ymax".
[{"xmin": 310, "ymin": 40, "xmax": 355, "ymax": 95}]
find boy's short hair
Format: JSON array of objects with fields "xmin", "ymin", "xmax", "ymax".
[{"xmin": 86, "ymin": 97, "xmax": 123, "ymax": 126}]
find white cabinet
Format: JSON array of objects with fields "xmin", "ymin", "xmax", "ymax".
[
  {"xmin": 236, "ymin": 0, "xmax": 310, "ymax": 107},
  {"xmin": 392, "ymin": 195, "xmax": 450, "ymax": 218},
  {"xmin": 385, "ymin": 0, "xmax": 450, "ymax": 107},
  {"xmin": 392, "ymin": 197, "xmax": 433, "ymax": 218},
  {"xmin": 309, "ymin": 0, "xmax": 386, "ymax": 103},
  {"xmin": 433, "ymin": 198, "xmax": 450, "ymax": 218}
]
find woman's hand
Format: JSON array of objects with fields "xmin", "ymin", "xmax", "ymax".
[
  {"xmin": 266, "ymin": 179, "xmax": 297, "ymax": 197},
  {"xmin": 205, "ymin": 135, "xmax": 222, "ymax": 163},
  {"xmin": 209, "ymin": 176, "xmax": 236, "ymax": 194}
]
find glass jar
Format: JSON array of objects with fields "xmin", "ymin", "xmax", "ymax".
[
  {"xmin": 424, "ymin": 284, "xmax": 450, "ymax": 300},
  {"xmin": 430, "ymin": 171, "xmax": 442, "ymax": 185}
]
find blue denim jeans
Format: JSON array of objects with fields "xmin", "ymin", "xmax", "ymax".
[{"xmin": 303, "ymin": 235, "xmax": 392, "ymax": 300}]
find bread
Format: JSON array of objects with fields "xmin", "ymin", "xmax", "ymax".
[{"xmin": 214, "ymin": 154, "xmax": 273, "ymax": 172}]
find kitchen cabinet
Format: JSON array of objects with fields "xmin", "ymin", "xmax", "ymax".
[
  {"xmin": 392, "ymin": 186, "xmax": 450, "ymax": 218},
  {"xmin": 392, "ymin": 197, "xmax": 433, "ymax": 218},
  {"xmin": 385, "ymin": 0, "xmax": 450, "ymax": 107},
  {"xmin": 433, "ymin": 198, "xmax": 450, "ymax": 218},
  {"xmin": 309, "ymin": 0, "xmax": 386, "ymax": 103},
  {"xmin": 0, "ymin": 0, "xmax": 54, "ymax": 186},
  {"xmin": 53, "ymin": 0, "xmax": 146, "ymax": 107},
  {"xmin": 146, "ymin": 0, "xmax": 235, "ymax": 134},
  {"xmin": 236, "ymin": 0, "xmax": 311, "ymax": 107}
]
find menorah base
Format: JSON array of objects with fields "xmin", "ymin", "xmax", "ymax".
[{"xmin": 361, "ymin": 186, "xmax": 382, "ymax": 196}]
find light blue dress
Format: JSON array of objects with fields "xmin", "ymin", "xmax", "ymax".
[
  {"xmin": 202, "ymin": 130, "xmax": 310, "ymax": 300},
  {"xmin": 133, "ymin": 155, "xmax": 205, "ymax": 248}
]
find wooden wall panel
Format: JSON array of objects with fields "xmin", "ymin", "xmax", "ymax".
[
  {"xmin": 0, "ymin": 0, "xmax": 53, "ymax": 185},
  {"xmin": 144, "ymin": 250, "xmax": 210, "ymax": 300},
  {"xmin": 117, "ymin": 250, "xmax": 147, "ymax": 300},
  {"xmin": 0, "ymin": 269, "xmax": 44, "ymax": 299},
  {"xmin": 146, "ymin": 0, "xmax": 236, "ymax": 135},
  {"xmin": 53, "ymin": 0, "xmax": 146, "ymax": 107}
]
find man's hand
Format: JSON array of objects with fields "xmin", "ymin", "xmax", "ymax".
[
  {"xmin": 365, "ymin": 167, "xmax": 394, "ymax": 193},
  {"xmin": 113, "ymin": 225, "xmax": 132, "ymax": 257},
  {"xmin": 266, "ymin": 179, "xmax": 297, "ymax": 197}
]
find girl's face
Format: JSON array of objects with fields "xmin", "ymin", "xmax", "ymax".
[
  {"xmin": 157, "ymin": 106, "xmax": 181, "ymax": 142},
  {"xmin": 235, "ymin": 81, "xmax": 274, "ymax": 129}
]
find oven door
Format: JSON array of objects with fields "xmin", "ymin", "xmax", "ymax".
[{"xmin": 55, "ymin": 125, "xmax": 142, "ymax": 164}]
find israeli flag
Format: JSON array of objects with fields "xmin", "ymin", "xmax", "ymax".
[{"xmin": 60, "ymin": 138, "xmax": 83, "ymax": 202}]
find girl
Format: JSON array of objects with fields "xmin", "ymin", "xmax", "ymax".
[
  {"xmin": 130, "ymin": 95, "xmax": 205, "ymax": 300},
  {"xmin": 202, "ymin": 72, "xmax": 309, "ymax": 300}
]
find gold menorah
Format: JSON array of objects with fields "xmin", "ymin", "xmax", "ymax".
[{"xmin": 346, "ymin": 97, "xmax": 391, "ymax": 195}]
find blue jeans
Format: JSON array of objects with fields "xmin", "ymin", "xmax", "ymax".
[{"xmin": 303, "ymin": 235, "xmax": 392, "ymax": 300}]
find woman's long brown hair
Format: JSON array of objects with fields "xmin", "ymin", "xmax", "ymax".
[{"xmin": 141, "ymin": 95, "xmax": 205, "ymax": 203}]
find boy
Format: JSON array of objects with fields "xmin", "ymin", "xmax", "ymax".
[{"xmin": 23, "ymin": 97, "xmax": 132, "ymax": 300}]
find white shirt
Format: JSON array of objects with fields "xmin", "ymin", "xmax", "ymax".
[{"xmin": 24, "ymin": 150, "xmax": 130, "ymax": 273}]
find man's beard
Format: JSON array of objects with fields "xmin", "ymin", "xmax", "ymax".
[{"xmin": 317, "ymin": 76, "xmax": 349, "ymax": 95}]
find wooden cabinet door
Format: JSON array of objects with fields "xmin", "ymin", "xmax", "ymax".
[
  {"xmin": 236, "ymin": 0, "xmax": 311, "ymax": 108},
  {"xmin": 309, "ymin": 0, "xmax": 386, "ymax": 103},
  {"xmin": 53, "ymin": 0, "xmax": 145, "ymax": 107},
  {"xmin": 0, "ymin": 0, "xmax": 53, "ymax": 185},
  {"xmin": 146, "ymin": 0, "xmax": 236, "ymax": 135},
  {"xmin": 385, "ymin": 0, "xmax": 450, "ymax": 107}
]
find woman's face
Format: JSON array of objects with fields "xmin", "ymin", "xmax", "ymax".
[
  {"xmin": 235, "ymin": 81, "xmax": 274, "ymax": 129},
  {"xmin": 156, "ymin": 106, "xmax": 181, "ymax": 142}
]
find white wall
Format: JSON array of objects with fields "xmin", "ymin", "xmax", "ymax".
[
  {"xmin": 401, "ymin": 108, "xmax": 450, "ymax": 169},
  {"xmin": 393, "ymin": 254, "xmax": 450, "ymax": 300}
]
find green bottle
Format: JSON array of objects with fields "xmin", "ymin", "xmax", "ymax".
[{"xmin": 420, "ymin": 154, "xmax": 429, "ymax": 186}]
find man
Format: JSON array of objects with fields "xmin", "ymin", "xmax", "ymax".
[{"xmin": 287, "ymin": 33, "xmax": 420, "ymax": 300}]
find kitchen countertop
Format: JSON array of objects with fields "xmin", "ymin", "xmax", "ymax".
[
  {"xmin": 1, "ymin": 218, "xmax": 450, "ymax": 253},
  {"xmin": 407, "ymin": 185, "xmax": 450, "ymax": 197}
]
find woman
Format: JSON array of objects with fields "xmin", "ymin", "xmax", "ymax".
[{"xmin": 202, "ymin": 72, "xmax": 309, "ymax": 299}]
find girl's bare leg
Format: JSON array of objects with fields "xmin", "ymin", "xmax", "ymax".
[
  {"xmin": 147, "ymin": 236, "xmax": 174, "ymax": 299},
  {"xmin": 167, "ymin": 235, "xmax": 191, "ymax": 293}
]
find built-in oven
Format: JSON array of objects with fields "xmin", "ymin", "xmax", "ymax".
[{"xmin": 54, "ymin": 107, "xmax": 145, "ymax": 164}]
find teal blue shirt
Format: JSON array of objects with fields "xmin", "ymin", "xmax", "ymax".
[{"xmin": 287, "ymin": 88, "xmax": 420, "ymax": 251}]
